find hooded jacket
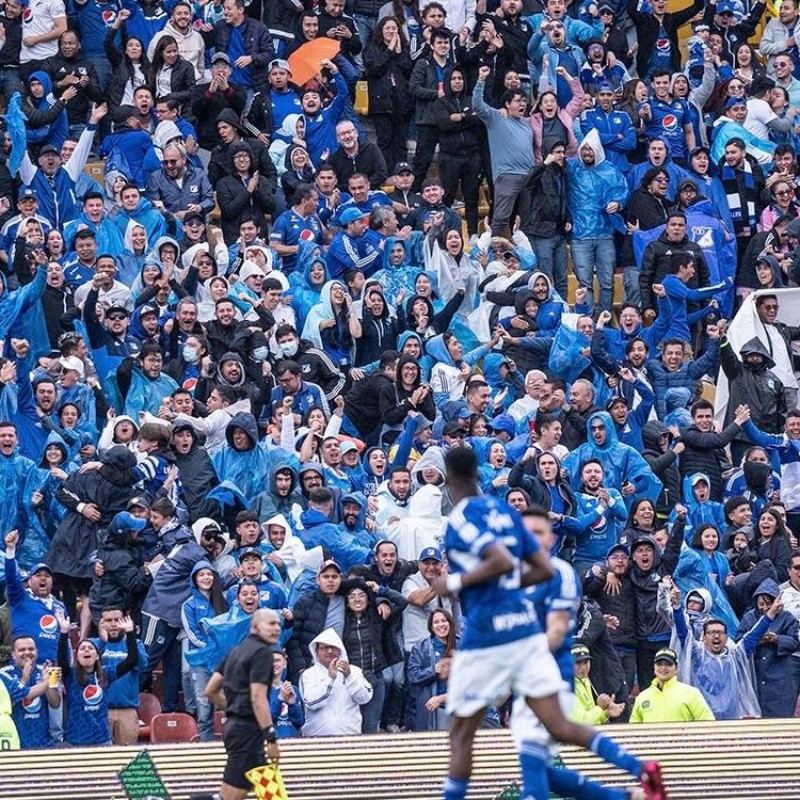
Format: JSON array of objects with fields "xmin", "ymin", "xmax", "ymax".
[
  {"xmin": 252, "ymin": 463, "xmax": 302, "ymax": 523},
  {"xmin": 525, "ymin": 147, "xmax": 571, "ymax": 239},
  {"xmin": 566, "ymin": 130, "xmax": 629, "ymax": 240},
  {"xmin": 431, "ymin": 67, "xmax": 482, "ymax": 156},
  {"xmin": 299, "ymin": 628, "xmax": 373, "ymax": 737},
  {"xmin": 641, "ymin": 420, "xmax": 682, "ymax": 516},
  {"xmin": 721, "ymin": 336, "xmax": 787, "ymax": 442},
  {"xmin": 172, "ymin": 421, "xmax": 220, "ymax": 523}
]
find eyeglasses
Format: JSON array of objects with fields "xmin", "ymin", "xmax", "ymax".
[
  {"xmin": 775, "ymin": 189, "xmax": 793, "ymax": 196},
  {"xmin": 776, "ymin": 61, "xmax": 792, "ymax": 68},
  {"xmin": 761, "ymin": 303, "xmax": 779, "ymax": 310}
]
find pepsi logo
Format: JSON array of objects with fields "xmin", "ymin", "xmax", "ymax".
[
  {"xmin": 591, "ymin": 514, "xmax": 607, "ymax": 532},
  {"xmin": 39, "ymin": 615, "xmax": 58, "ymax": 635},
  {"xmin": 299, "ymin": 229, "xmax": 316, "ymax": 241},
  {"xmin": 22, "ymin": 695, "xmax": 42, "ymax": 713},
  {"xmin": 662, "ymin": 114, "xmax": 678, "ymax": 131},
  {"xmin": 102, "ymin": 9, "xmax": 117, "ymax": 24},
  {"xmin": 22, "ymin": 8, "xmax": 32, "ymax": 22},
  {"xmin": 83, "ymin": 684, "xmax": 103, "ymax": 706},
  {"xmin": 183, "ymin": 377, "xmax": 198, "ymax": 392},
  {"xmin": 656, "ymin": 37, "xmax": 670, "ymax": 51}
]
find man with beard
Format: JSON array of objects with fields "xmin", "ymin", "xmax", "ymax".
[{"xmin": 373, "ymin": 467, "xmax": 412, "ymax": 536}]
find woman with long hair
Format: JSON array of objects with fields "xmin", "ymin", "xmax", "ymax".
[
  {"xmin": 761, "ymin": 179, "xmax": 800, "ymax": 231},
  {"xmin": 106, "ymin": 10, "xmax": 150, "ymax": 108},
  {"xmin": 56, "ymin": 609, "xmax": 138, "ymax": 745},
  {"xmin": 363, "ymin": 16, "xmax": 414, "ymax": 171},
  {"xmin": 407, "ymin": 608, "xmax": 458, "ymax": 731},
  {"xmin": 734, "ymin": 43, "xmax": 765, "ymax": 86},
  {"xmin": 619, "ymin": 79, "xmax": 649, "ymax": 160},
  {"xmin": 148, "ymin": 35, "xmax": 195, "ymax": 106},
  {"xmin": 756, "ymin": 508, "xmax": 794, "ymax": 582},
  {"xmin": 690, "ymin": 524, "xmax": 731, "ymax": 587}
]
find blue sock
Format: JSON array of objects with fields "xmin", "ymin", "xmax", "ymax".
[
  {"xmin": 518, "ymin": 742, "xmax": 551, "ymax": 800},
  {"xmin": 589, "ymin": 732, "xmax": 643, "ymax": 779},
  {"xmin": 546, "ymin": 765, "xmax": 627, "ymax": 800},
  {"xmin": 443, "ymin": 776, "xmax": 469, "ymax": 800}
]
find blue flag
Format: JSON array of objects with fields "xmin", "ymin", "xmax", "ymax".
[{"xmin": 4, "ymin": 93, "xmax": 27, "ymax": 177}]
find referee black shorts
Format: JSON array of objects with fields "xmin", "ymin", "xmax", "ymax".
[{"xmin": 222, "ymin": 717, "xmax": 265, "ymax": 790}]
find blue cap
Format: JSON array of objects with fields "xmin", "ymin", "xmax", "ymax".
[
  {"xmin": 28, "ymin": 562, "xmax": 52, "ymax": 576},
  {"xmin": 607, "ymin": 543, "xmax": 630, "ymax": 559},
  {"xmin": 419, "ymin": 547, "xmax": 443, "ymax": 562},
  {"xmin": 19, "ymin": 187, "xmax": 37, "ymax": 199},
  {"xmin": 339, "ymin": 207, "xmax": 366, "ymax": 225},
  {"xmin": 717, "ymin": 0, "xmax": 737, "ymax": 13},
  {"xmin": 725, "ymin": 96, "xmax": 746, "ymax": 108},
  {"xmin": 596, "ymin": 82, "xmax": 615, "ymax": 94},
  {"xmin": 109, "ymin": 511, "xmax": 147, "ymax": 535},
  {"xmin": 239, "ymin": 546, "xmax": 263, "ymax": 560},
  {"xmin": 490, "ymin": 413, "xmax": 516, "ymax": 437}
]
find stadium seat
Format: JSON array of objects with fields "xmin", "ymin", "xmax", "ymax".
[
  {"xmin": 149, "ymin": 713, "xmax": 199, "ymax": 744},
  {"xmin": 137, "ymin": 693, "xmax": 162, "ymax": 742}
]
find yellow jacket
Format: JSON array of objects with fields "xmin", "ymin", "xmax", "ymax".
[
  {"xmin": 0, "ymin": 680, "xmax": 18, "ymax": 750},
  {"xmin": 630, "ymin": 675, "xmax": 715, "ymax": 723},
  {"xmin": 571, "ymin": 676, "xmax": 608, "ymax": 725}
]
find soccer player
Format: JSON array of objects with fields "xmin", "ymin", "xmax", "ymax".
[{"xmin": 433, "ymin": 447, "xmax": 668, "ymax": 800}]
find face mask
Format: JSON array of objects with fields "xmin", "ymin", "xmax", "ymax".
[
  {"xmin": 278, "ymin": 341, "xmax": 298, "ymax": 358},
  {"xmin": 253, "ymin": 346, "xmax": 269, "ymax": 361},
  {"xmin": 182, "ymin": 346, "xmax": 198, "ymax": 362}
]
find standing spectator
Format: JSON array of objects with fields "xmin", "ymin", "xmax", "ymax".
[
  {"xmin": 362, "ymin": 17, "xmax": 414, "ymax": 174},
  {"xmin": 407, "ymin": 607, "xmax": 457, "ymax": 731},
  {"xmin": 566, "ymin": 129, "xmax": 628, "ymax": 315},
  {"xmin": 432, "ymin": 65, "xmax": 481, "ymax": 236},
  {"xmin": 0, "ymin": 0, "xmax": 23, "ymax": 105},
  {"xmin": 317, "ymin": 0, "xmax": 363, "ymax": 68},
  {"xmin": 211, "ymin": 0, "xmax": 274, "ymax": 96},
  {"xmin": 327, "ymin": 120, "xmax": 388, "ymax": 191},
  {"xmin": 147, "ymin": 0, "xmax": 205, "ymax": 81},
  {"xmin": 19, "ymin": 0, "xmax": 67, "ymax": 80},
  {"xmin": 299, "ymin": 627, "xmax": 373, "ymax": 736},
  {"xmin": 473, "ymin": 65, "xmax": 534, "ymax": 237},
  {"xmin": 409, "ymin": 28, "xmax": 453, "ymax": 191}
]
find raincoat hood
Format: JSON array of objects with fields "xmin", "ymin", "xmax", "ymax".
[
  {"xmin": 740, "ymin": 336, "xmax": 776, "ymax": 371},
  {"xmin": 642, "ymin": 419, "xmax": 671, "ymax": 452},
  {"xmin": 225, "ymin": 411, "xmax": 258, "ymax": 450},
  {"xmin": 577, "ymin": 128, "xmax": 606, "ymax": 167},
  {"xmin": 585, "ymin": 410, "xmax": 619, "ymax": 450},
  {"xmin": 754, "ymin": 577, "xmax": 781, "ymax": 602},
  {"xmin": 308, "ymin": 627, "xmax": 348, "ymax": 664},
  {"xmin": 411, "ymin": 446, "xmax": 446, "ymax": 487},
  {"xmin": 425, "ymin": 333, "xmax": 455, "ymax": 367},
  {"xmin": 685, "ymin": 587, "xmax": 713, "ymax": 613}
]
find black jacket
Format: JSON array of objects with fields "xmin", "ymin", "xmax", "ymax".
[
  {"xmin": 721, "ymin": 336, "xmax": 786, "ymax": 440},
  {"xmin": 316, "ymin": 11, "xmax": 362, "ymax": 61},
  {"xmin": 172, "ymin": 425, "xmax": 220, "ymax": 523},
  {"xmin": 362, "ymin": 41, "xmax": 414, "ymax": 117},
  {"xmin": 148, "ymin": 56, "xmax": 196, "ymax": 106},
  {"xmin": 216, "ymin": 172, "xmax": 275, "ymax": 243},
  {"xmin": 431, "ymin": 88, "xmax": 482, "ymax": 157},
  {"xmin": 207, "ymin": 110, "xmax": 278, "ymax": 190},
  {"xmin": 0, "ymin": 13, "xmax": 21, "ymax": 68},
  {"xmin": 326, "ymin": 141, "xmax": 388, "ymax": 191},
  {"xmin": 639, "ymin": 232, "xmax": 709, "ymax": 312},
  {"xmin": 525, "ymin": 161, "xmax": 570, "ymax": 239},
  {"xmin": 89, "ymin": 537, "xmax": 152, "ymax": 618},
  {"xmin": 105, "ymin": 28, "xmax": 148, "ymax": 109},
  {"xmin": 295, "ymin": 340, "xmax": 346, "ymax": 400},
  {"xmin": 575, "ymin": 598, "xmax": 629, "ymax": 703},
  {"xmin": 623, "ymin": 188, "xmax": 670, "ymax": 267},
  {"xmin": 582, "ymin": 567, "xmax": 637, "ymax": 650},
  {"xmin": 344, "ymin": 371, "xmax": 394, "ymax": 437},
  {"xmin": 680, "ymin": 424, "xmax": 741, "ymax": 502},
  {"xmin": 286, "ymin": 587, "xmax": 344, "ymax": 680},
  {"xmin": 191, "ymin": 82, "xmax": 248, "ymax": 150},
  {"xmin": 641, "ymin": 420, "xmax": 682, "ymax": 517},
  {"xmin": 46, "ymin": 53, "xmax": 104, "ymax": 125},
  {"xmin": 409, "ymin": 55, "xmax": 451, "ymax": 126}
]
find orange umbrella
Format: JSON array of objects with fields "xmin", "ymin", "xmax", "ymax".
[{"xmin": 288, "ymin": 39, "xmax": 341, "ymax": 87}]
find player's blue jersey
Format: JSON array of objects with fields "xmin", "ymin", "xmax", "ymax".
[
  {"xmin": 528, "ymin": 556, "xmax": 580, "ymax": 686},
  {"xmin": 445, "ymin": 496, "xmax": 542, "ymax": 650}
]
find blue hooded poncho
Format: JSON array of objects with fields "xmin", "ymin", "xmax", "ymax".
[
  {"xmin": 562, "ymin": 410, "xmax": 662, "ymax": 509},
  {"xmin": 25, "ymin": 72, "xmax": 68, "ymax": 149}
]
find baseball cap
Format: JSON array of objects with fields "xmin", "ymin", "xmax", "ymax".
[
  {"xmin": 596, "ymin": 82, "xmax": 615, "ymax": 94},
  {"xmin": 419, "ymin": 547, "xmax": 443, "ymax": 562},
  {"xmin": 443, "ymin": 421, "xmax": 467, "ymax": 437},
  {"xmin": 18, "ymin": 187, "xmax": 37, "ymax": 200},
  {"xmin": 212, "ymin": 52, "xmax": 231, "ymax": 65},
  {"xmin": 339, "ymin": 207, "xmax": 366, "ymax": 225},
  {"xmin": 239, "ymin": 546, "xmax": 263, "ymax": 561},
  {"xmin": 654, "ymin": 647, "xmax": 678, "ymax": 665},
  {"xmin": 28, "ymin": 562, "xmax": 52, "ymax": 576},
  {"xmin": 105, "ymin": 305, "xmax": 130, "ymax": 319},
  {"xmin": 183, "ymin": 210, "xmax": 205, "ymax": 225},
  {"xmin": 340, "ymin": 441, "xmax": 359, "ymax": 456},
  {"xmin": 38, "ymin": 144, "xmax": 59, "ymax": 156},
  {"xmin": 725, "ymin": 96, "xmax": 746, "ymax": 108},
  {"xmin": 58, "ymin": 356, "xmax": 85, "ymax": 377},
  {"xmin": 269, "ymin": 58, "xmax": 292, "ymax": 73},
  {"xmin": 394, "ymin": 161, "xmax": 413, "ymax": 174},
  {"xmin": 571, "ymin": 644, "xmax": 591, "ymax": 662},
  {"xmin": 607, "ymin": 542, "xmax": 630, "ymax": 559},
  {"xmin": 318, "ymin": 559, "xmax": 342, "ymax": 574},
  {"xmin": 717, "ymin": 0, "xmax": 737, "ymax": 12},
  {"xmin": 597, "ymin": 2, "xmax": 615, "ymax": 11},
  {"xmin": 631, "ymin": 533, "xmax": 656, "ymax": 551},
  {"xmin": 678, "ymin": 178, "xmax": 699, "ymax": 192},
  {"xmin": 109, "ymin": 511, "xmax": 147, "ymax": 536},
  {"xmin": 606, "ymin": 395, "xmax": 627, "ymax": 411},
  {"xmin": 127, "ymin": 496, "xmax": 150, "ymax": 511},
  {"xmin": 138, "ymin": 304, "xmax": 159, "ymax": 318}
]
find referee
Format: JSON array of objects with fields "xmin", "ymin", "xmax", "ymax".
[{"xmin": 206, "ymin": 609, "xmax": 282, "ymax": 800}]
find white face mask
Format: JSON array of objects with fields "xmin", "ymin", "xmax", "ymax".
[
  {"xmin": 182, "ymin": 346, "xmax": 198, "ymax": 362},
  {"xmin": 278, "ymin": 340, "xmax": 298, "ymax": 358},
  {"xmin": 253, "ymin": 346, "xmax": 269, "ymax": 361}
]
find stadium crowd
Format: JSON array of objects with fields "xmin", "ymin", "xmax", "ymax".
[{"xmin": 0, "ymin": 0, "xmax": 798, "ymax": 754}]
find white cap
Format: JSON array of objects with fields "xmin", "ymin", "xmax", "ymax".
[{"xmin": 58, "ymin": 356, "xmax": 85, "ymax": 377}]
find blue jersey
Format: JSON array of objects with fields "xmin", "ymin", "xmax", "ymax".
[
  {"xmin": 225, "ymin": 577, "xmax": 287, "ymax": 611},
  {"xmin": 528, "ymin": 557, "xmax": 580, "ymax": 686},
  {"xmin": 0, "ymin": 664, "xmax": 55, "ymax": 748},
  {"xmin": 72, "ymin": 0, "xmax": 121, "ymax": 57},
  {"xmin": 4, "ymin": 557, "xmax": 66, "ymax": 665},
  {"xmin": 90, "ymin": 636, "xmax": 148, "ymax": 709},
  {"xmin": 270, "ymin": 209, "xmax": 324, "ymax": 273},
  {"xmin": 445, "ymin": 496, "xmax": 541, "ymax": 650},
  {"xmin": 646, "ymin": 98, "xmax": 690, "ymax": 161}
]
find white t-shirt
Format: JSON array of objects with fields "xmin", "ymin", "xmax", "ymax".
[
  {"xmin": 20, "ymin": 0, "xmax": 66, "ymax": 63},
  {"xmin": 744, "ymin": 97, "xmax": 777, "ymax": 141}
]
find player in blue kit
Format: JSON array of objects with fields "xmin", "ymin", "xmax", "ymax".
[
  {"xmin": 514, "ymin": 507, "xmax": 653, "ymax": 800},
  {"xmin": 433, "ymin": 448, "xmax": 668, "ymax": 800},
  {"xmin": 55, "ymin": 609, "xmax": 139, "ymax": 746},
  {"xmin": 0, "ymin": 636, "xmax": 61, "ymax": 749}
]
